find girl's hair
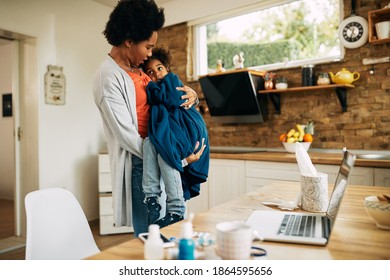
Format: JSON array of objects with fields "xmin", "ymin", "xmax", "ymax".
[
  {"xmin": 141, "ymin": 46, "xmax": 173, "ymax": 72},
  {"xmin": 103, "ymin": 0, "xmax": 165, "ymax": 46}
]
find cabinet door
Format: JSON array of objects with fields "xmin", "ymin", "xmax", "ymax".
[
  {"xmin": 245, "ymin": 161, "xmax": 301, "ymax": 192},
  {"xmin": 374, "ymin": 168, "xmax": 390, "ymax": 187},
  {"xmin": 316, "ymin": 164, "xmax": 374, "ymax": 186},
  {"xmin": 186, "ymin": 181, "xmax": 209, "ymax": 214},
  {"xmin": 207, "ymin": 159, "xmax": 246, "ymax": 208}
]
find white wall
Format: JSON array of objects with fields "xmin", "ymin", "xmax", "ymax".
[
  {"xmin": 0, "ymin": 0, "xmax": 111, "ymax": 220},
  {"xmin": 0, "ymin": 41, "xmax": 15, "ymax": 200}
]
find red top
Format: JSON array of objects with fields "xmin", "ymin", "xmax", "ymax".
[{"xmin": 127, "ymin": 70, "xmax": 151, "ymax": 139}]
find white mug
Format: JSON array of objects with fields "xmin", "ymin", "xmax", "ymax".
[
  {"xmin": 375, "ymin": 21, "xmax": 390, "ymax": 39},
  {"xmin": 215, "ymin": 221, "xmax": 253, "ymax": 260}
]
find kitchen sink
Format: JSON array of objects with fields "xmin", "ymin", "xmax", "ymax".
[
  {"xmin": 356, "ymin": 154, "xmax": 390, "ymax": 160},
  {"xmin": 210, "ymin": 147, "xmax": 268, "ymax": 154},
  {"xmin": 211, "ymin": 150, "xmax": 267, "ymax": 154}
]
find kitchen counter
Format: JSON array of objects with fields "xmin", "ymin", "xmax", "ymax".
[{"xmin": 210, "ymin": 146, "xmax": 390, "ymax": 168}]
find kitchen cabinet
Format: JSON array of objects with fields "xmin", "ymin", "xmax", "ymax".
[
  {"xmin": 245, "ymin": 161, "xmax": 300, "ymax": 192},
  {"xmin": 368, "ymin": 8, "xmax": 390, "ymax": 44},
  {"xmin": 98, "ymin": 154, "xmax": 389, "ymax": 223},
  {"xmin": 186, "ymin": 159, "xmax": 246, "ymax": 214},
  {"xmin": 374, "ymin": 168, "xmax": 390, "ymax": 187},
  {"xmin": 98, "ymin": 154, "xmax": 133, "ymax": 235},
  {"xmin": 186, "ymin": 157, "xmax": 389, "ymax": 213},
  {"xmin": 244, "ymin": 160, "xmax": 387, "ymax": 190},
  {"xmin": 186, "ymin": 181, "xmax": 209, "ymax": 214},
  {"xmin": 203, "ymin": 159, "xmax": 246, "ymax": 209},
  {"xmin": 258, "ymin": 84, "xmax": 355, "ymax": 113},
  {"xmin": 315, "ymin": 164, "xmax": 374, "ymax": 186}
]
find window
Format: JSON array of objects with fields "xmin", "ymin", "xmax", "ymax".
[{"xmin": 191, "ymin": 0, "xmax": 342, "ymax": 77}]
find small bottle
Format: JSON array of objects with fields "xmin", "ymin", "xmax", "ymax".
[
  {"xmin": 178, "ymin": 221, "xmax": 195, "ymax": 260},
  {"xmin": 144, "ymin": 224, "xmax": 164, "ymax": 260}
]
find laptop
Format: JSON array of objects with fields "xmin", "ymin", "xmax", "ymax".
[{"xmin": 246, "ymin": 148, "xmax": 356, "ymax": 246}]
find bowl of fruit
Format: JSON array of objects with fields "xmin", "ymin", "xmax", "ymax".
[{"xmin": 279, "ymin": 124, "xmax": 313, "ymax": 153}]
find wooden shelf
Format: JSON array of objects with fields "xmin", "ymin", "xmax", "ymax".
[
  {"xmin": 258, "ymin": 84, "xmax": 355, "ymax": 114},
  {"xmin": 199, "ymin": 68, "xmax": 266, "ymax": 78},
  {"xmin": 258, "ymin": 84, "xmax": 355, "ymax": 94},
  {"xmin": 368, "ymin": 8, "xmax": 390, "ymax": 44}
]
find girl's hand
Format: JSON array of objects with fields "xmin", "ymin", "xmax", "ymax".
[{"xmin": 185, "ymin": 138, "xmax": 206, "ymax": 164}]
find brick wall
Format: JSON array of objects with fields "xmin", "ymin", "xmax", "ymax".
[{"xmin": 157, "ymin": 0, "xmax": 389, "ymax": 150}]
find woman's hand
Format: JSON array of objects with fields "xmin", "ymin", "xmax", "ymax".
[
  {"xmin": 177, "ymin": 85, "xmax": 199, "ymax": 109},
  {"xmin": 185, "ymin": 138, "xmax": 206, "ymax": 164}
]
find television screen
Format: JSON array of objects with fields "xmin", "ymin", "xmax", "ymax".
[{"xmin": 199, "ymin": 71, "xmax": 268, "ymax": 124}]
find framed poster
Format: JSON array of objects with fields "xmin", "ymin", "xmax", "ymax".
[
  {"xmin": 44, "ymin": 65, "xmax": 66, "ymax": 105},
  {"xmin": 2, "ymin": 93, "xmax": 12, "ymax": 117}
]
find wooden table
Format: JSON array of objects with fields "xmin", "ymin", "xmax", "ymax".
[{"xmin": 87, "ymin": 182, "xmax": 390, "ymax": 260}]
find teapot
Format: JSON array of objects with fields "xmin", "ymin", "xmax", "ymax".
[{"xmin": 329, "ymin": 68, "xmax": 360, "ymax": 84}]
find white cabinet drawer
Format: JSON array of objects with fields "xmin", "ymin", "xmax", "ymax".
[
  {"xmin": 99, "ymin": 173, "xmax": 112, "ymax": 193},
  {"xmin": 99, "ymin": 215, "xmax": 133, "ymax": 235},
  {"xmin": 99, "ymin": 195, "xmax": 114, "ymax": 216},
  {"xmin": 99, "ymin": 154, "xmax": 110, "ymax": 173}
]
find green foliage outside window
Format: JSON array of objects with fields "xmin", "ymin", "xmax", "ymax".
[{"xmin": 207, "ymin": 40, "xmax": 301, "ymax": 71}]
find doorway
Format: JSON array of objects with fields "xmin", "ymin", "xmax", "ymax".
[{"xmin": 0, "ymin": 30, "xmax": 39, "ymax": 251}]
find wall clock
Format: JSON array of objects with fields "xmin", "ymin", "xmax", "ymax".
[{"xmin": 338, "ymin": 0, "xmax": 368, "ymax": 49}]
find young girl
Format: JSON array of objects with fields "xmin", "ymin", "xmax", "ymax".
[{"xmin": 141, "ymin": 47, "xmax": 209, "ymax": 228}]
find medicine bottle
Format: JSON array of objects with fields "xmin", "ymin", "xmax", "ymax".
[
  {"xmin": 178, "ymin": 221, "xmax": 195, "ymax": 260},
  {"xmin": 144, "ymin": 224, "xmax": 164, "ymax": 260}
]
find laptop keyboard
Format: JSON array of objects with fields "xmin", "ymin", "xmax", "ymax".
[{"xmin": 278, "ymin": 214, "xmax": 316, "ymax": 237}]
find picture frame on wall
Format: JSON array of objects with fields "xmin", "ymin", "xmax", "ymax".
[{"xmin": 2, "ymin": 93, "xmax": 12, "ymax": 117}]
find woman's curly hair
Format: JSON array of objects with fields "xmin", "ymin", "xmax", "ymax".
[
  {"xmin": 103, "ymin": 0, "xmax": 165, "ymax": 46},
  {"xmin": 141, "ymin": 46, "xmax": 173, "ymax": 72}
]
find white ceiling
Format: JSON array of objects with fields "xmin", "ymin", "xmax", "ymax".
[{"xmin": 91, "ymin": 0, "xmax": 268, "ymax": 27}]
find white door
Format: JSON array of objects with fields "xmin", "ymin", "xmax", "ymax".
[
  {"xmin": 0, "ymin": 30, "xmax": 39, "ymax": 238},
  {"xmin": 15, "ymin": 37, "xmax": 39, "ymax": 236}
]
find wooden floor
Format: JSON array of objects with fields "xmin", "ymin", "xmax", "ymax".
[
  {"xmin": 0, "ymin": 199, "xmax": 135, "ymax": 260},
  {"xmin": 0, "ymin": 199, "xmax": 15, "ymax": 240}
]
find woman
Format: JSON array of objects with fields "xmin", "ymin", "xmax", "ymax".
[{"xmin": 93, "ymin": 0, "xmax": 204, "ymax": 236}]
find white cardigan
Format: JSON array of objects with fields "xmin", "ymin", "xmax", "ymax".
[{"xmin": 93, "ymin": 55, "xmax": 144, "ymax": 228}]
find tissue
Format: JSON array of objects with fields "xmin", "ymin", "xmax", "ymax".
[{"xmin": 295, "ymin": 142, "xmax": 317, "ymax": 176}]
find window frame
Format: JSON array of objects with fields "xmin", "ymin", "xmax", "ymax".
[{"xmin": 188, "ymin": 0, "xmax": 345, "ymax": 80}]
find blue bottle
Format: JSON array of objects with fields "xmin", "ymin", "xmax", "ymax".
[{"xmin": 178, "ymin": 221, "xmax": 195, "ymax": 260}]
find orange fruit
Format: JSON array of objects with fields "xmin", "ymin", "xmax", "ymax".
[
  {"xmin": 279, "ymin": 133, "xmax": 287, "ymax": 142},
  {"xmin": 303, "ymin": 133, "xmax": 313, "ymax": 142}
]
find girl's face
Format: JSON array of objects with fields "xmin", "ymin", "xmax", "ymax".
[
  {"xmin": 128, "ymin": 32, "xmax": 158, "ymax": 67},
  {"xmin": 143, "ymin": 58, "xmax": 169, "ymax": 83}
]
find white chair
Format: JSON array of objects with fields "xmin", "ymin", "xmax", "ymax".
[{"xmin": 25, "ymin": 187, "xmax": 100, "ymax": 260}]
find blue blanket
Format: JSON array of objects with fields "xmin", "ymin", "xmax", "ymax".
[{"xmin": 147, "ymin": 72, "xmax": 209, "ymax": 199}]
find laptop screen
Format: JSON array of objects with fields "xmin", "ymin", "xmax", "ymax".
[{"xmin": 327, "ymin": 149, "xmax": 356, "ymax": 220}]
